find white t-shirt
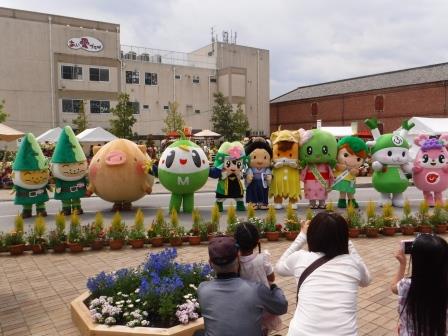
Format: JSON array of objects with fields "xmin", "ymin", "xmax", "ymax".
[
  {"xmin": 275, "ymin": 233, "xmax": 371, "ymax": 336},
  {"xmin": 239, "ymin": 252, "xmax": 274, "ymax": 287}
]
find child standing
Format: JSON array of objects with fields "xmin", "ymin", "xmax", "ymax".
[
  {"xmin": 234, "ymin": 222, "xmax": 282, "ymax": 335},
  {"xmin": 391, "ymin": 233, "xmax": 448, "ymax": 335}
]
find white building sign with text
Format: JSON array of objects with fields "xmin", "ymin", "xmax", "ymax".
[{"xmin": 67, "ymin": 36, "xmax": 103, "ymax": 52}]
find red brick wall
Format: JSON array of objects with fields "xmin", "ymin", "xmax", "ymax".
[{"xmin": 270, "ymin": 82, "xmax": 448, "ymax": 133}]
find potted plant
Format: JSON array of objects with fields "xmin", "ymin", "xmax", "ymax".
[
  {"xmin": 284, "ymin": 203, "xmax": 300, "ymax": 240},
  {"xmin": 326, "ymin": 200, "xmax": 335, "ymax": 212},
  {"xmin": 49, "ymin": 212, "xmax": 67, "ymax": 253},
  {"xmin": 128, "ymin": 209, "xmax": 146, "ymax": 248},
  {"xmin": 248, "ymin": 216, "xmax": 265, "ymax": 236},
  {"xmin": 417, "ymin": 200, "xmax": 432, "ymax": 233},
  {"xmin": 226, "ymin": 204, "xmax": 239, "ymax": 235},
  {"xmin": 345, "ymin": 202, "xmax": 363, "ymax": 238},
  {"xmin": 148, "ymin": 209, "xmax": 166, "ymax": 247},
  {"xmin": 305, "ymin": 208, "xmax": 314, "ymax": 221},
  {"xmin": 246, "ymin": 202, "xmax": 256, "ymax": 220},
  {"xmin": 5, "ymin": 214, "xmax": 26, "ymax": 255},
  {"xmin": 381, "ymin": 203, "xmax": 398, "ymax": 236},
  {"xmin": 207, "ymin": 203, "xmax": 221, "ymax": 240},
  {"xmin": 188, "ymin": 208, "xmax": 202, "ymax": 245},
  {"xmin": 0, "ymin": 232, "xmax": 5, "ymax": 253},
  {"xmin": 430, "ymin": 202, "xmax": 447, "ymax": 234},
  {"xmin": 107, "ymin": 212, "xmax": 127, "ymax": 250},
  {"xmin": 67, "ymin": 212, "xmax": 84, "ymax": 253},
  {"xmin": 365, "ymin": 200, "xmax": 380, "ymax": 238},
  {"xmin": 166, "ymin": 209, "xmax": 184, "ymax": 246},
  {"xmin": 264, "ymin": 205, "xmax": 279, "ymax": 241},
  {"xmin": 91, "ymin": 212, "xmax": 105, "ymax": 250},
  {"xmin": 400, "ymin": 199, "xmax": 418, "ymax": 235},
  {"xmin": 27, "ymin": 216, "xmax": 47, "ymax": 254}
]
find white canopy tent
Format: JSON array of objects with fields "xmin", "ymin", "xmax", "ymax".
[
  {"xmin": 320, "ymin": 126, "xmax": 354, "ymax": 137},
  {"xmin": 193, "ymin": 129, "xmax": 221, "ymax": 137},
  {"xmin": 36, "ymin": 127, "xmax": 62, "ymax": 143},
  {"xmin": 76, "ymin": 127, "xmax": 117, "ymax": 143}
]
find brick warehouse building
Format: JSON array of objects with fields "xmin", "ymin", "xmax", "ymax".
[{"xmin": 270, "ymin": 62, "xmax": 448, "ymax": 135}]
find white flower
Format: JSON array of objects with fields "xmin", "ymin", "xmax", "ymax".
[
  {"xmin": 135, "ymin": 299, "xmax": 141, "ymax": 303},
  {"xmin": 141, "ymin": 320, "xmax": 150, "ymax": 326},
  {"xmin": 104, "ymin": 316, "xmax": 116, "ymax": 325},
  {"xmin": 117, "ymin": 292, "xmax": 122, "ymax": 296},
  {"xmin": 134, "ymin": 288, "xmax": 140, "ymax": 293},
  {"xmin": 126, "ymin": 299, "xmax": 132, "ymax": 304},
  {"xmin": 128, "ymin": 304, "xmax": 134, "ymax": 308},
  {"xmin": 143, "ymin": 311, "xmax": 148, "ymax": 317}
]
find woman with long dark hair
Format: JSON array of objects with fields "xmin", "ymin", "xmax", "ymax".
[{"xmin": 391, "ymin": 234, "xmax": 448, "ymax": 335}]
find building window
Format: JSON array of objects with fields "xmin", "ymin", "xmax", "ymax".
[
  {"xmin": 127, "ymin": 101, "xmax": 140, "ymax": 114},
  {"xmin": 126, "ymin": 71, "xmax": 139, "ymax": 84},
  {"xmin": 90, "ymin": 100, "xmax": 110, "ymax": 113},
  {"xmin": 90, "ymin": 68, "xmax": 109, "ymax": 82},
  {"xmin": 61, "ymin": 65, "xmax": 82, "ymax": 80},
  {"xmin": 62, "ymin": 99, "xmax": 83, "ymax": 113},
  {"xmin": 192, "ymin": 75, "xmax": 200, "ymax": 84},
  {"xmin": 175, "ymin": 75, "xmax": 181, "ymax": 79},
  {"xmin": 210, "ymin": 77, "xmax": 217, "ymax": 83},
  {"xmin": 143, "ymin": 104, "xmax": 149, "ymax": 109},
  {"xmin": 145, "ymin": 72, "xmax": 158, "ymax": 85},
  {"xmin": 311, "ymin": 102, "xmax": 318, "ymax": 116},
  {"xmin": 374, "ymin": 95, "xmax": 384, "ymax": 112},
  {"xmin": 163, "ymin": 105, "xmax": 169, "ymax": 111},
  {"xmin": 195, "ymin": 109, "xmax": 200, "ymax": 114}
]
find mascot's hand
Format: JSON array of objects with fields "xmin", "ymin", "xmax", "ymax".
[
  {"xmin": 56, "ymin": 187, "xmax": 61, "ymax": 193},
  {"xmin": 220, "ymin": 171, "xmax": 228, "ymax": 179},
  {"xmin": 336, "ymin": 163, "xmax": 346, "ymax": 171},
  {"xmin": 350, "ymin": 168, "xmax": 359, "ymax": 176},
  {"xmin": 372, "ymin": 161, "xmax": 383, "ymax": 172},
  {"xmin": 287, "ymin": 161, "xmax": 298, "ymax": 168},
  {"xmin": 246, "ymin": 174, "xmax": 253, "ymax": 183},
  {"xmin": 412, "ymin": 165, "xmax": 423, "ymax": 174},
  {"xmin": 266, "ymin": 174, "xmax": 272, "ymax": 182},
  {"xmin": 402, "ymin": 162, "xmax": 413, "ymax": 174},
  {"xmin": 86, "ymin": 185, "xmax": 94, "ymax": 197},
  {"xmin": 145, "ymin": 186, "xmax": 152, "ymax": 194}
]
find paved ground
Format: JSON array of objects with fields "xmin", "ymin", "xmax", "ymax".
[{"xmin": 0, "ymin": 233, "xmax": 436, "ymax": 336}]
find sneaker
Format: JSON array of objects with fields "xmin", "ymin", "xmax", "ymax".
[{"xmin": 337, "ymin": 199, "xmax": 347, "ymax": 208}]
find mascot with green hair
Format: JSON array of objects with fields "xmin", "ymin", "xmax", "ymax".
[
  {"xmin": 210, "ymin": 141, "xmax": 248, "ymax": 212},
  {"xmin": 365, "ymin": 118, "xmax": 414, "ymax": 207},
  {"xmin": 51, "ymin": 126, "xmax": 88, "ymax": 215},
  {"xmin": 158, "ymin": 138, "xmax": 209, "ymax": 213},
  {"xmin": 12, "ymin": 133, "xmax": 51, "ymax": 218}
]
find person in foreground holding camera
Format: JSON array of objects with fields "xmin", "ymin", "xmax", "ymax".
[
  {"xmin": 196, "ymin": 236, "xmax": 288, "ymax": 336},
  {"xmin": 275, "ymin": 212, "xmax": 371, "ymax": 336},
  {"xmin": 391, "ymin": 234, "xmax": 448, "ymax": 336}
]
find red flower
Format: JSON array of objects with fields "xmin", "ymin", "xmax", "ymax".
[{"xmin": 275, "ymin": 224, "xmax": 283, "ymax": 232}]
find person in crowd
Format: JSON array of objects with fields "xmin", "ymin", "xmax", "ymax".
[
  {"xmin": 391, "ymin": 234, "xmax": 448, "ymax": 336},
  {"xmin": 234, "ymin": 222, "xmax": 282, "ymax": 335},
  {"xmin": 196, "ymin": 236, "xmax": 288, "ymax": 336},
  {"xmin": 275, "ymin": 212, "xmax": 371, "ymax": 335}
]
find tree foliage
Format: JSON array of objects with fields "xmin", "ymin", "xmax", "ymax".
[
  {"xmin": 72, "ymin": 101, "xmax": 88, "ymax": 133},
  {"xmin": 109, "ymin": 93, "xmax": 137, "ymax": 139},
  {"xmin": 211, "ymin": 92, "xmax": 250, "ymax": 141},
  {"xmin": 162, "ymin": 101, "xmax": 185, "ymax": 134},
  {"xmin": 0, "ymin": 99, "xmax": 8, "ymax": 123}
]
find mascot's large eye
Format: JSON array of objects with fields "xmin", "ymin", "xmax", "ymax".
[
  {"xmin": 322, "ymin": 146, "xmax": 328, "ymax": 155},
  {"xmin": 307, "ymin": 146, "xmax": 313, "ymax": 155},
  {"xmin": 166, "ymin": 150, "xmax": 175, "ymax": 168},
  {"xmin": 225, "ymin": 160, "xmax": 231, "ymax": 168},
  {"xmin": 191, "ymin": 150, "xmax": 201, "ymax": 168},
  {"xmin": 343, "ymin": 153, "xmax": 349, "ymax": 158},
  {"xmin": 439, "ymin": 155, "xmax": 445, "ymax": 164},
  {"xmin": 402, "ymin": 151, "xmax": 406, "ymax": 157},
  {"xmin": 422, "ymin": 154, "xmax": 429, "ymax": 163},
  {"xmin": 387, "ymin": 151, "xmax": 392, "ymax": 157},
  {"xmin": 236, "ymin": 161, "xmax": 242, "ymax": 169}
]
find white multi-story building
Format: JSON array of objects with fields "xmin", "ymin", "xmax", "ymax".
[{"xmin": 0, "ymin": 7, "xmax": 270, "ymax": 137}]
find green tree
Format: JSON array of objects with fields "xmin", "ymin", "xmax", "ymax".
[
  {"xmin": 72, "ymin": 102, "xmax": 88, "ymax": 133},
  {"xmin": 109, "ymin": 93, "xmax": 137, "ymax": 139},
  {"xmin": 0, "ymin": 99, "xmax": 8, "ymax": 123},
  {"xmin": 162, "ymin": 101, "xmax": 185, "ymax": 134},
  {"xmin": 211, "ymin": 92, "xmax": 250, "ymax": 141}
]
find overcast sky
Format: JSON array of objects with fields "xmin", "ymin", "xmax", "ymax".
[{"xmin": 2, "ymin": 0, "xmax": 448, "ymax": 99}]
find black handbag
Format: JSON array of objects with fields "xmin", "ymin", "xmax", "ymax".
[{"xmin": 296, "ymin": 255, "xmax": 332, "ymax": 303}]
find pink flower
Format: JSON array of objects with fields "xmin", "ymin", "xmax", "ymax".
[{"xmin": 228, "ymin": 146, "xmax": 243, "ymax": 160}]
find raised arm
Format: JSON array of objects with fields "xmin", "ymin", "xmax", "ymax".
[
  {"xmin": 348, "ymin": 241, "xmax": 372, "ymax": 287},
  {"xmin": 391, "ymin": 247, "xmax": 407, "ymax": 294}
]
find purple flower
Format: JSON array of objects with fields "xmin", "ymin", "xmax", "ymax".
[{"xmin": 87, "ymin": 272, "xmax": 115, "ymax": 294}]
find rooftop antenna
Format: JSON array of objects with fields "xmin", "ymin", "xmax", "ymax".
[
  {"xmin": 209, "ymin": 27, "xmax": 215, "ymax": 56},
  {"xmin": 234, "ymin": 31, "xmax": 237, "ymax": 44},
  {"xmin": 222, "ymin": 31, "xmax": 229, "ymax": 44}
]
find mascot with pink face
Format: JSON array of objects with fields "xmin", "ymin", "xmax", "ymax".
[{"xmin": 413, "ymin": 134, "xmax": 448, "ymax": 206}]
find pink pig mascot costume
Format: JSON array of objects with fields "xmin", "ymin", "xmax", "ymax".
[{"xmin": 413, "ymin": 134, "xmax": 448, "ymax": 206}]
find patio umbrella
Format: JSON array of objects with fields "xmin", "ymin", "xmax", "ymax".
[
  {"xmin": 193, "ymin": 129, "xmax": 221, "ymax": 137},
  {"xmin": 0, "ymin": 123, "xmax": 24, "ymax": 142}
]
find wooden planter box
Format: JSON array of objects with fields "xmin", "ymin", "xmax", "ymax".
[{"xmin": 71, "ymin": 292, "xmax": 204, "ymax": 336}]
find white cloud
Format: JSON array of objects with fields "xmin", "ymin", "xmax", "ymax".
[{"xmin": 2, "ymin": 0, "xmax": 448, "ymax": 98}]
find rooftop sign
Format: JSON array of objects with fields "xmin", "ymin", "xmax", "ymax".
[{"xmin": 68, "ymin": 37, "xmax": 103, "ymax": 52}]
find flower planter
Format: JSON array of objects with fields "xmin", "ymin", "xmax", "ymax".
[
  {"xmin": 348, "ymin": 228, "xmax": 360, "ymax": 239},
  {"xmin": 207, "ymin": 234, "xmax": 216, "ymax": 241},
  {"xmin": 420, "ymin": 225, "xmax": 433, "ymax": 234},
  {"xmin": 188, "ymin": 236, "xmax": 201, "ymax": 245},
  {"xmin": 109, "ymin": 239, "xmax": 124, "ymax": 250},
  {"xmin": 401, "ymin": 226, "xmax": 415, "ymax": 236},
  {"xmin": 284, "ymin": 231, "xmax": 299, "ymax": 241},
  {"xmin": 71, "ymin": 292, "xmax": 204, "ymax": 336},
  {"xmin": 366, "ymin": 228, "xmax": 379, "ymax": 238},
  {"xmin": 382, "ymin": 227, "xmax": 396, "ymax": 236},
  {"xmin": 151, "ymin": 237, "xmax": 164, "ymax": 247},
  {"xmin": 52, "ymin": 243, "xmax": 66, "ymax": 253},
  {"xmin": 169, "ymin": 237, "xmax": 183, "ymax": 247},
  {"xmin": 435, "ymin": 224, "xmax": 447, "ymax": 234},
  {"xmin": 91, "ymin": 240, "xmax": 104, "ymax": 251},
  {"xmin": 9, "ymin": 244, "xmax": 25, "ymax": 256},
  {"xmin": 68, "ymin": 242, "xmax": 84, "ymax": 253},
  {"xmin": 265, "ymin": 231, "xmax": 280, "ymax": 241},
  {"xmin": 181, "ymin": 236, "xmax": 190, "ymax": 243},
  {"xmin": 31, "ymin": 243, "xmax": 47, "ymax": 254},
  {"xmin": 129, "ymin": 239, "xmax": 145, "ymax": 249}
]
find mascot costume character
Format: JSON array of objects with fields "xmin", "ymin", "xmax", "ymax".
[
  {"xmin": 269, "ymin": 129, "xmax": 301, "ymax": 210},
  {"xmin": 365, "ymin": 118, "xmax": 414, "ymax": 207},
  {"xmin": 412, "ymin": 134, "xmax": 448, "ymax": 206},
  {"xmin": 244, "ymin": 137, "xmax": 272, "ymax": 210},
  {"xmin": 51, "ymin": 126, "xmax": 88, "ymax": 215},
  {"xmin": 87, "ymin": 139, "xmax": 154, "ymax": 211},
  {"xmin": 12, "ymin": 133, "xmax": 51, "ymax": 218},
  {"xmin": 210, "ymin": 141, "xmax": 248, "ymax": 212},
  {"xmin": 332, "ymin": 136, "xmax": 368, "ymax": 208},
  {"xmin": 300, "ymin": 129, "xmax": 337, "ymax": 209},
  {"xmin": 158, "ymin": 138, "xmax": 209, "ymax": 213}
]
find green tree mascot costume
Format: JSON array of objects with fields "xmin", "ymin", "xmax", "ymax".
[
  {"xmin": 12, "ymin": 133, "xmax": 51, "ymax": 218},
  {"xmin": 158, "ymin": 138, "xmax": 209, "ymax": 213},
  {"xmin": 51, "ymin": 126, "xmax": 88, "ymax": 215}
]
